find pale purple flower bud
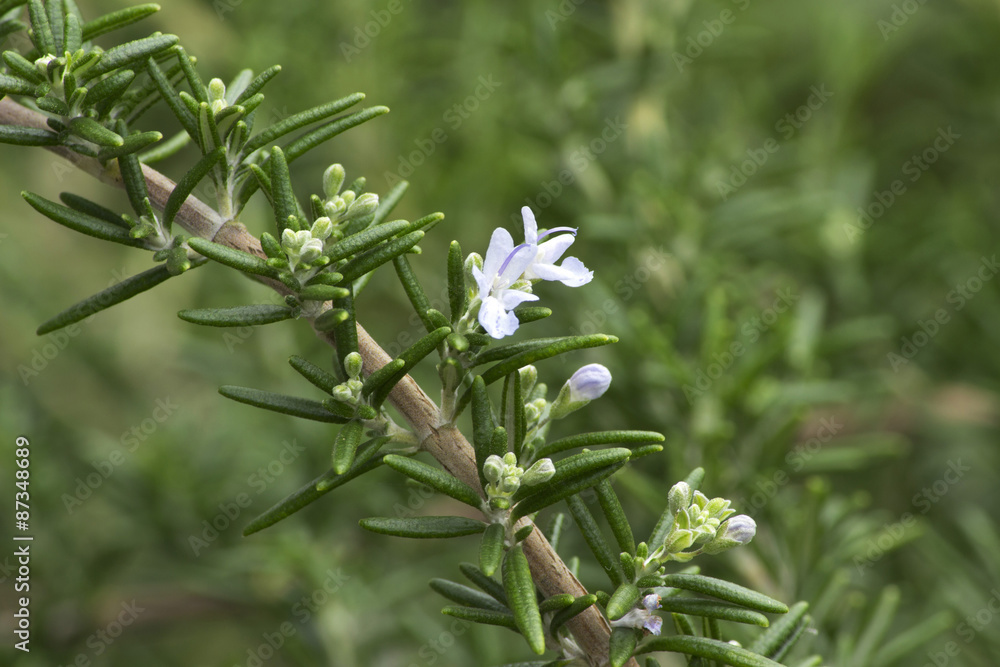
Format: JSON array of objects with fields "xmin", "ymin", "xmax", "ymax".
[
  {"xmin": 722, "ymin": 515, "xmax": 756, "ymax": 545},
  {"xmin": 567, "ymin": 364, "xmax": 612, "ymax": 402}
]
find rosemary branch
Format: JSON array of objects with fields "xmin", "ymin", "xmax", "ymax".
[{"xmin": 0, "ymin": 96, "xmax": 628, "ymax": 667}]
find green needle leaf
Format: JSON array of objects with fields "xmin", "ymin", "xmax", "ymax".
[
  {"xmin": 332, "ymin": 419, "xmax": 365, "ymax": 474},
  {"xmin": 81, "ymin": 3, "xmax": 161, "ymax": 41},
  {"xmin": 87, "ymin": 33, "xmax": 179, "ymax": 78},
  {"xmin": 146, "ymin": 57, "xmax": 198, "ymax": 138},
  {"xmin": 243, "ymin": 450, "xmax": 386, "ymax": 535},
  {"xmin": 3, "ymin": 52, "xmax": 44, "ymax": 84},
  {"xmin": 0, "ymin": 125, "xmax": 59, "ymax": 146},
  {"xmin": 502, "ymin": 544, "xmax": 546, "ymax": 655},
  {"xmin": 392, "ymin": 255, "xmax": 435, "ymax": 332},
  {"xmin": 635, "ymin": 636, "xmax": 785, "ymax": 667},
  {"xmin": 383, "ymin": 455, "xmax": 483, "ymax": 509},
  {"xmin": 163, "ymin": 146, "xmax": 224, "ymax": 227},
  {"xmin": 596, "ymin": 480, "xmax": 636, "ymax": 556},
  {"xmin": 471, "ymin": 375, "xmax": 497, "ymax": 489},
  {"xmin": 337, "ymin": 230, "xmax": 424, "ymax": 283},
  {"xmin": 68, "ymin": 117, "xmax": 124, "ymax": 147},
  {"xmin": 606, "ymin": 583, "xmax": 641, "ymax": 621},
  {"xmin": 657, "ymin": 598, "xmax": 770, "ymax": 626},
  {"xmin": 512, "ymin": 448, "xmax": 632, "ymax": 519},
  {"xmin": 514, "ymin": 306, "xmax": 552, "ymax": 324},
  {"xmin": 430, "ymin": 579, "xmax": 508, "ymax": 613},
  {"xmin": 21, "ymin": 191, "xmax": 143, "ymax": 246},
  {"xmin": 748, "ymin": 601, "xmax": 810, "ymax": 660},
  {"xmin": 44, "ymin": 0, "xmax": 62, "ymax": 54},
  {"xmin": 288, "ymin": 355, "xmax": 339, "ymax": 394},
  {"xmin": 218, "ymin": 385, "xmax": 350, "ymax": 424},
  {"xmin": 441, "ymin": 606, "xmax": 517, "ymax": 630},
  {"xmin": 565, "ymin": 494, "xmax": 623, "ymax": 587},
  {"xmin": 59, "ymin": 193, "xmax": 129, "ymax": 228},
  {"xmin": 368, "ymin": 326, "xmax": 451, "ymax": 408},
  {"xmin": 371, "ymin": 180, "xmax": 407, "ymax": 226},
  {"xmin": 548, "ymin": 594, "xmax": 597, "ymax": 637},
  {"xmin": 324, "ymin": 220, "xmax": 410, "ymax": 262},
  {"xmin": 0, "ymin": 73, "xmax": 37, "ymax": 96},
  {"xmin": 186, "ymin": 237, "xmax": 277, "ymax": 277},
  {"xmin": 27, "ymin": 0, "xmax": 54, "ymax": 54},
  {"xmin": 269, "ymin": 146, "xmax": 296, "ymax": 235},
  {"xmin": 233, "ymin": 65, "xmax": 280, "ymax": 105},
  {"xmin": 538, "ymin": 594, "xmax": 575, "ymax": 614},
  {"xmin": 479, "ymin": 522, "xmax": 505, "ymax": 577},
  {"xmin": 609, "ymin": 627, "xmax": 640, "ymax": 667},
  {"xmin": 459, "ymin": 562, "xmax": 508, "ymax": 605},
  {"xmin": 359, "ymin": 516, "xmax": 487, "ymax": 539},
  {"xmin": 241, "ymin": 92, "xmax": 366, "ymax": 155},
  {"xmin": 97, "ymin": 130, "xmax": 162, "ymax": 161},
  {"xmin": 360, "ymin": 358, "xmax": 405, "ymax": 399},
  {"xmin": 37, "ymin": 262, "xmax": 197, "ymax": 335},
  {"xmin": 480, "ymin": 335, "xmax": 618, "ymax": 386},
  {"xmin": 82, "ymin": 69, "xmax": 135, "ymax": 107},
  {"xmin": 297, "ymin": 284, "xmax": 349, "ymax": 301},
  {"xmin": 281, "ymin": 105, "xmax": 389, "ymax": 163},
  {"xmin": 63, "ymin": 10, "xmax": 81, "ymax": 53},
  {"xmin": 536, "ymin": 430, "xmax": 665, "ymax": 460},
  {"xmin": 660, "ymin": 574, "xmax": 789, "ymax": 615},
  {"xmin": 178, "ymin": 304, "xmax": 293, "ymax": 327},
  {"xmin": 447, "ymin": 241, "xmax": 468, "ymax": 318}
]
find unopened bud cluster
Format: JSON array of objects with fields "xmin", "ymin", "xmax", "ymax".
[
  {"xmin": 261, "ymin": 165, "xmax": 379, "ymax": 280},
  {"xmin": 636, "ymin": 481, "xmax": 756, "ymax": 572},
  {"xmin": 321, "ymin": 164, "xmax": 380, "ymax": 223},
  {"xmin": 483, "ymin": 453, "xmax": 555, "ymax": 507},
  {"xmin": 330, "ymin": 352, "xmax": 365, "ymax": 405}
]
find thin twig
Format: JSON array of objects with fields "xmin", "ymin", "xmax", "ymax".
[{"xmin": 0, "ymin": 97, "xmax": 630, "ymax": 667}]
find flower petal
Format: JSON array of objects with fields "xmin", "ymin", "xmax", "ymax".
[
  {"xmin": 479, "ymin": 296, "xmax": 521, "ymax": 339},
  {"xmin": 498, "ymin": 288, "xmax": 539, "ymax": 311},
  {"xmin": 482, "ymin": 228, "xmax": 514, "ymax": 281},
  {"xmin": 521, "ymin": 207, "xmax": 539, "ymax": 245},
  {"xmin": 530, "ymin": 256, "xmax": 593, "ymax": 286},
  {"xmin": 535, "ymin": 234, "xmax": 575, "ymax": 265},
  {"xmin": 498, "ymin": 244, "xmax": 537, "ymax": 284}
]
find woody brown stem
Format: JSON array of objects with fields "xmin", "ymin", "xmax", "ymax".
[{"xmin": 0, "ymin": 96, "xmax": 633, "ymax": 667}]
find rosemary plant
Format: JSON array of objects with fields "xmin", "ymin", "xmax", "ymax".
[{"xmin": 0, "ymin": 2, "xmax": 822, "ymax": 665}]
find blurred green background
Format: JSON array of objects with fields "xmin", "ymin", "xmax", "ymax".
[{"xmin": 2, "ymin": 0, "xmax": 1000, "ymax": 665}]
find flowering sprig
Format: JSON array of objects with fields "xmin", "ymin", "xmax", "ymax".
[
  {"xmin": 468, "ymin": 207, "xmax": 592, "ymax": 339},
  {"xmin": 483, "ymin": 452, "xmax": 555, "ymax": 509},
  {"xmin": 610, "ymin": 593, "xmax": 663, "ymax": 636},
  {"xmin": 263, "ymin": 163, "xmax": 379, "ymax": 282},
  {"xmin": 636, "ymin": 481, "xmax": 757, "ymax": 574}
]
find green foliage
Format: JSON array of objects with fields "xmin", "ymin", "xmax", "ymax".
[{"xmin": 4, "ymin": 1, "xmax": 996, "ymax": 666}]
